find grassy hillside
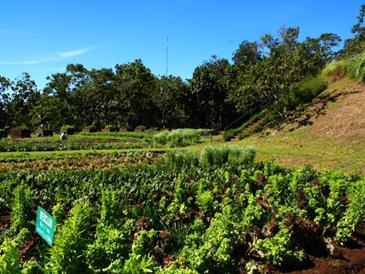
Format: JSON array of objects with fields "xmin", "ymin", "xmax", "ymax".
[{"xmin": 236, "ymin": 76, "xmax": 365, "ymax": 174}]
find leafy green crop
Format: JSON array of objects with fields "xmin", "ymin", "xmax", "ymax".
[
  {"xmin": 0, "ymin": 147, "xmax": 364, "ymax": 272},
  {"xmin": 46, "ymin": 199, "xmax": 93, "ymax": 273}
]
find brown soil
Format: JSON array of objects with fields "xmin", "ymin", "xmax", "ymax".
[
  {"xmin": 290, "ymin": 234, "xmax": 365, "ymax": 274},
  {"xmin": 0, "ymin": 155, "xmax": 157, "ymax": 171},
  {"xmin": 19, "ymin": 234, "xmax": 43, "ymax": 264},
  {"xmin": 0, "ymin": 215, "xmax": 10, "ymax": 233},
  {"xmin": 286, "ymin": 78, "xmax": 365, "ymax": 143}
]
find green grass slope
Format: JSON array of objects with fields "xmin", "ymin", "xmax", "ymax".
[{"xmin": 237, "ymin": 76, "xmax": 365, "ymax": 174}]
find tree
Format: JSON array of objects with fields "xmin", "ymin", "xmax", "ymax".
[
  {"xmin": 114, "ymin": 60, "xmax": 158, "ymax": 128},
  {"xmin": 352, "ymin": 4, "xmax": 365, "ymax": 40},
  {"xmin": 43, "ymin": 72, "xmax": 73, "ymax": 128},
  {"xmin": 301, "ymin": 33, "xmax": 341, "ymax": 70},
  {"xmin": 10, "ymin": 73, "xmax": 40, "ymax": 128},
  {"xmin": 341, "ymin": 4, "xmax": 365, "ymax": 57},
  {"xmin": 67, "ymin": 64, "xmax": 95, "ymax": 127},
  {"xmin": 232, "ymin": 41, "xmax": 261, "ymax": 65},
  {"xmin": 0, "ymin": 76, "xmax": 11, "ymax": 128},
  {"xmin": 154, "ymin": 76, "xmax": 189, "ymax": 128},
  {"xmin": 87, "ymin": 68, "xmax": 115, "ymax": 127},
  {"xmin": 189, "ymin": 56, "xmax": 237, "ymax": 128},
  {"xmin": 229, "ymin": 27, "xmax": 339, "ymax": 120}
]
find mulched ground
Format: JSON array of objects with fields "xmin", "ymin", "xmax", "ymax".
[{"xmin": 290, "ymin": 228, "xmax": 365, "ymax": 274}]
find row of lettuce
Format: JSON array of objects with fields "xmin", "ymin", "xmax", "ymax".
[
  {"xmin": 0, "ymin": 129, "xmax": 209, "ymax": 152},
  {"xmin": 0, "ymin": 146, "xmax": 365, "ymax": 273}
]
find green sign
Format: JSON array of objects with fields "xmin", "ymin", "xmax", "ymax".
[{"xmin": 36, "ymin": 207, "xmax": 56, "ymax": 246}]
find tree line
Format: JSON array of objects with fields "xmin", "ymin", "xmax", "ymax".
[{"xmin": 1, "ymin": 5, "xmax": 365, "ymax": 131}]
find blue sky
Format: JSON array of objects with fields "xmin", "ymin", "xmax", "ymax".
[{"xmin": 0, "ymin": 0, "xmax": 364, "ymax": 88}]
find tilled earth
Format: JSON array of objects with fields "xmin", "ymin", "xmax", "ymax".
[{"xmin": 0, "ymin": 155, "xmax": 157, "ymax": 172}]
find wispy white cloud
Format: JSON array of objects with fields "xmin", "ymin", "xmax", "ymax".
[
  {"xmin": 57, "ymin": 45, "xmax": 98, "ymax": 58},
  {"xmin": 0, "ymin": 45, "xmax": 100, "ymax": 65},
  {"xmin": 0, "ymin": 57, "xmax": 57, "ymax": 65}
]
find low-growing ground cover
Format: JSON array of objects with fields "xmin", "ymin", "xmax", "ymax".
[
  {"xmin": 239, "ymin": 129, "xmax": 365, "ymax": 174},
  {"xmin": 0, "ymin": 151, "xmax": 160, "ymax": 172},
  {"xmin": 0, "ymin": 132, "xmax": 153, "ymax": 152},
  {"xmin": 0, "ymin": 148, "xmax": 168, "ymax": 163},
  {"xmin": 0, "ymin": 130, "xmax": 211, "ymax": 152},
  {"xmin": 0, "ymin": 146, "xmax": 364, "ymax": 273}
]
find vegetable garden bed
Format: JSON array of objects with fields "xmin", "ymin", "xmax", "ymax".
[{"xmin": 0, "ymin": 146, "xmax": 365, "ymax": 273}]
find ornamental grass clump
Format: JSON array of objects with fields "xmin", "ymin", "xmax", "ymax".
[
  {"xmin": 153, "ymin": 129, "xmax": 201, "ymax": 147},
  {"xmin": 164, "ymin": 150, "xmax": 199, "ymax": 172},
  {"xmin": 153, "ymin": 130, "xmax": 169, "ymax": 146},
  {"xmin": 199, "ymin": 145, "xmax": 256, "ymax": 169},
  {"xmin": 347, "ymin": 53, "xmax": 365, "ymax": 81}
]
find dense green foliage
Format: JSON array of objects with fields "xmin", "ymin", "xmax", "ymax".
[
  {"xmin": 0, "ymin": 25, "xmax": 343, "ymax": 132},
  {"xmin": 322, "ymin": 60, "xmax": 348, "ymax": 82},
  {"xmin": 2, "ymin": 4, "xmax": 365, "ymax": 136},
  {"xmin": 289, "ymin": 76, "xmax": 328, "ymax": 108},
  {"xmin": 228, "ymin": 28, "xmax": 339, "ymax": 120},
  {"xmin": 347, "ymin": 53, "xmax": 365, "ymax": 81},
  {"xmin": 152, "ymin": 129, "xmax": 202, "ymax": 147},
  {"xmin": 340, "ymin": 4, "xmax": 365, "ymax": 57},
  {"xmin": 0, "ymin": 146, "xmax": 364, "ymax": 272},
  {"xmin": 0, "ymin": 137, "xmax": 150, "ymax": 152}
]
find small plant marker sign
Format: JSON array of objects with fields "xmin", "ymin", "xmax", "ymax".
[{"xmin": 36, "ymin": 206, "xmax": 56, "ymax": 246}]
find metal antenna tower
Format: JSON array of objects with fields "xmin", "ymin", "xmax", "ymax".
[{"xmin": 165, "ymin": 36, "xmax": 169, "ymax": 77}]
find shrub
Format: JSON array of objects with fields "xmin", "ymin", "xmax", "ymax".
[
  {"xmin": 238, "ymin": 131, "xmax": 250, "ymax": 140},
  {"xmin": 238, "ymin": 120, "xmax": 266, "ymax": 140},
  {"xmin": 135, "ymin": 125, "xmax": 146, "ymax": 132},
  {"xmin": 153, "ymin": 129, "xmax": 201, "ymax": 147},
  {"xmin": 347, "ymin": 53, "xmax": 365, "ymax": 81},
  {"xmin": 144, "ymin": 127, "xmax": 159, "ymax": 133},
  {"xmin": 322, "ymin": 60, "xmax": 347, "ymax": 82},
  {"xmin": 105, "ymin": 124, "xmax": 118, "ymax": 131},
  {"xmin": 164, "ymin": 151, "xmax": 199, "ymax": 172},
  {"xmin": 167, "ymin": 129, "xmax": 200, "ymax": 147},
  {"xmin": 199, "ymin": 145, "xmax": 256, "ymax": 168},
  {"xmin": 289, "ymin": 76, "xmax": 328, "ymax": 109},
  {"xmin": 153, "ymin": 130, "xmax": 169, "ymax": 146}
]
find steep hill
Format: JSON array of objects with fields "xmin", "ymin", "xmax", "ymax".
[{"xmin": 238, "ymin": 77, "xmax": 365, "ymax": 173}]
